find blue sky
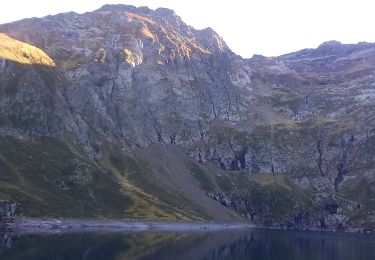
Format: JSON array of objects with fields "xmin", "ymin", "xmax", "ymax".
[{"xmin": 2, "ymin": 0, "xmax": 375, "ymax": 57}]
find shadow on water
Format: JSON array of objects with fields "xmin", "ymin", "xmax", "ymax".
[{"xmin": 1, "ymin": 228, "xmax": 375, "ymax": 260}]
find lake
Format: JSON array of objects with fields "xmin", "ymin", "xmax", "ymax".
[{"xmin": 1, "ymin": 228, "xmax": 375, "ymax": 259}]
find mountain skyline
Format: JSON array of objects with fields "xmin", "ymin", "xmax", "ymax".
[
  {"xmin": 1, "ymin": 4, "xmax": 375, "ymax": 230},
  {"xmin": 2, "ymin": 0, "xmax": 375, "ymax": 58}
]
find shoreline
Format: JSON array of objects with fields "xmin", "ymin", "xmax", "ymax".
[
  {"xmin": 4, "ymin": 218, "xmax": 254, "ymax": 234},
  {"xmin": 2, "ymin": 218, "xmax": 374, "ymax": 235}
]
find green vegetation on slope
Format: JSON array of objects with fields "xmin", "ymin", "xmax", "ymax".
[{"xmin": 0, "ymin": 137, "xmax": 132, "ymax": 218}]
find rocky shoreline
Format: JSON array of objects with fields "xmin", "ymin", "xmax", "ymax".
[
  {"xmin": 2, "ymin": 217, "xmax": 374, "ymax": 236},
  {"xmin": 207, "ymin": 191, "xmax": 375, "ymax": 235},
  {"xmin": 5, "ymin": 218, "xmax": 254, "ymax": 234},
  {"xmin": 1, "ymin": 200, "xmax": 373, "ymax": 235}
]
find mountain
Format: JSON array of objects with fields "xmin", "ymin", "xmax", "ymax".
[{"xmin": 1, "ymin": 4, "xmax": 375, "ymax": 230}]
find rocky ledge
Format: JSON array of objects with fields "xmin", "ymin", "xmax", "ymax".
[{"xmin": 0, "ymin": 201, "xmax": 19, "ymax": 230}]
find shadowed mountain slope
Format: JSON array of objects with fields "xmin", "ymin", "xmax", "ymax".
[{"xmin": 1, "ymin": 5, "xmax": 375, "ymax": 229}]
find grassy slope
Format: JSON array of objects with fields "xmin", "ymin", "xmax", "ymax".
[
  {"xmin": 0, "ymin": 33, "xmax": 55, "ymax": 66},
  {"xmin": 340, "ymin": 176, "xmax": 375, "ymax": 229},
  {"xmin": 1, "ymin": 135, "xmax": 372, "ymax": 227},
  {"xmin": 103, "ymin": 144, "xmax": 242, "ymax": 221},
  {"xmin": 0, "ymin": 137, "xmax": 241, "ymax": 221},
  {"xmin": 0, "ymin": 137, "xmax": 132, "ymax": 218}
]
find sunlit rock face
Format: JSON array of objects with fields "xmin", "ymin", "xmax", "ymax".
[
  {"xmin": 1, "ymin": 4, "xmax": 375, "ymax": 179},
  {"xmin": 0, "ymin": 4, "xmax": 253, "ymax": 149},
  {"xmin": 0, "ymin": 5, "xmax": 253, "ymax": 221},
  {"xmin": 1, "ymin": 4, "xmax": 375, "ymax": 227}
]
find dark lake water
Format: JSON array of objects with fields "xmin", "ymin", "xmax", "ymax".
[{"xmin": 1, "ymin": 228, "xmax": 375, "ymax": 260}]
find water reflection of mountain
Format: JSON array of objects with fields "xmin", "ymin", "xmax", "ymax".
[
  {"xmin": 0, "ymin": 230, "xmax": 374, "ymax": 260},
  {"xmin": 0, "ymin": 232, "xmax": 14, "ymax": 251}
]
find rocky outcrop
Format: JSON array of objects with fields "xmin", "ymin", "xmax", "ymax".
[
  {"xmin": 0, "ymin": 201, "xmax": 17, "ymax": 218},
  {"xmin": 0, "ymin": 201, "xmax": 18, "ymax": 230},
  {"xmin": 0, "ymin": 4, "xmax": 375, "ymax": 228}
]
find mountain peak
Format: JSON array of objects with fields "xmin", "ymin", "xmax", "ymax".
[
  {"xmin": 155, "ymin": 7, "xmax": 177, "ymax": 17},
  {"xmin": 96, "ymin": 4, "xmax": 177, "ymax": 19},
  {"xmin": 2, "ymin": 4, "xmax": 375, "ymax": 232},
  {"xmin": 317, "ymin": 40, "xmax": 342, "ymax": 49},
  {"xmin": 97, "ymin": 4, "xmax": 141, "ymax": 13}
]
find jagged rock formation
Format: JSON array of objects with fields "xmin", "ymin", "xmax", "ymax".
[
  {"xmin": 0, "ymin": 4, "xmax": 375, "ymax": 230},
  {"xmin": 0, "ymin": 201, "xmax": 18, "ymax": 233},
  {"xmin": 0, "ymin": 201, "xmax": 17, "ymax": 219}
]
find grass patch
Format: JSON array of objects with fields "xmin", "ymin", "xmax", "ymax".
[
  {"xmin": 186, "ymin": 162, "xmax": 215, "ymax": 191},
  {"xmin": 101, "ymin": 144, "xmax": 197, "ymax": 221},
  {"xmin": 0, "ymin": 137, "xmax": 133, "ymax": 218},
  {"xmin": 0, "ymin": 33, "xmax": 55, "ymax": 66},
  {"xmin": 215, "ymin": 174, "xmax": 233, "ymax": 192},
  {"xmin": 228, "ymin": 173, "xmax": 314, "ymax": 224}
]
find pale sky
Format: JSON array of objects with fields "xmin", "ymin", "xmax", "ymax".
[{"xmin": 1, "ymin": 0, "xmax": 375, "ymax": 57}]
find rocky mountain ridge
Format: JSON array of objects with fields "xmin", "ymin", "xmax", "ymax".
[{"xmin": 0, "ymin": 4, "xmax": 375, "ymax": 231}]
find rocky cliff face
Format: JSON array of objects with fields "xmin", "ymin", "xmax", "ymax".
[
  {"xmin": 0, "ymin": 4, "xmax": 375, "ymax": 230},
  {"xmin": 0, "ymin": 5, "xmax": 252, "ymax": 147}
]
